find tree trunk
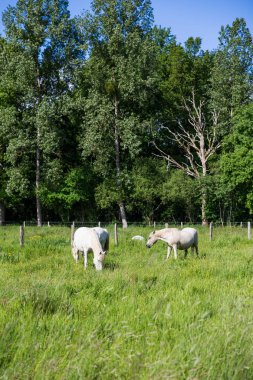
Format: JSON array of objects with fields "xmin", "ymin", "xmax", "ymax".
[
  {"xmin": 36, "ymin": 65, "xmax": 42, "ymax": 227},
  {"xmin": 36, "ymin": 146, "xmax": 42, "ymax": 227},
  {"xmin": 201, "ymin": 194, "xmax": 207, "ymax": 225},
  {"xmin": 200, "ymin": 150, "xmax": 207, "ymax": 225},
  {"xmin": 119, "ymin": 201, "xmax": 128, "ymax": 229},
  {"xmin": 114, "ymin": 96, "xmax": 128, "ymax": 228},
  {"xmin": 0, "ymin": 203, "xmax": 5, "ymax": 225}
]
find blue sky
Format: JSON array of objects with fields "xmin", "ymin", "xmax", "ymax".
[{"xmin": 0, "ymin": 0, "xmax": 252, "ymax": 50}]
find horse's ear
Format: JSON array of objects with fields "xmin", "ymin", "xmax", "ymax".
[{"xmin": 152, "ymin": 231, "xmax": 156, "ymax": 234}]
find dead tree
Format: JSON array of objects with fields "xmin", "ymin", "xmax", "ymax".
[{"xmin": 155, "ymin": 91, "xmax": 221, "ymax": 224}]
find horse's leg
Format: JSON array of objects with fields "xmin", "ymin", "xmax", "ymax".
[
  {"xmin": 184, "ymin": 249, "xmax": 188, "ymax": 258},
  {"xmin": 173, "ymin": 244, "xmax": 178, "ymax": 259},
  {"xmin": 167, "ymin": 245, "xmax": 172, "ymax": 259},
  {"xmin": 195, "ymin": 244, "xmax": 199, "ymax": 257},
  {"xmin": 84, "ymin": 250, "xmax": 88, "ymax": 270}
]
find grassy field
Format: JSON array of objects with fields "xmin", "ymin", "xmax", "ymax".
[{"xmin": 0, "ymin": 224, "xmax": 253, "ymax": 379}]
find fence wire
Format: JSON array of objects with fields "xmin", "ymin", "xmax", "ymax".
[
  {"xmin": 0, "ymin": 221, "xmax": 251, "ymax": 249},
  {"xmin": 0, "ymin": 221, "xmax": 252, "ymax": 228}
]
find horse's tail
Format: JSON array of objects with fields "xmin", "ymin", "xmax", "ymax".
[{"xmin": 104, "ymin": 234, "xmax": 109, "ymax": 252}]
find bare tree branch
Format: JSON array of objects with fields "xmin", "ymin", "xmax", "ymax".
[{"xmin": 154, "ymin": 89, "xmax": 222, "ymax": 221}]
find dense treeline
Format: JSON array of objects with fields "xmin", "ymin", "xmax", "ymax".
[{"xmin": 0, "ymin": 0, "xmax": 252, "ymax": 226}]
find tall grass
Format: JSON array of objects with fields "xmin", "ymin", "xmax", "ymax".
[{"xmin": 0, "ymin": 225, "xmax": 253, "ymax": 379}]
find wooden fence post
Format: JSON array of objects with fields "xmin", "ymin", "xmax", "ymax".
[
  {"xmin": 114, "ymin": 223, "xmax": 118, "ymax": 246},
  {"xmin": 23, "ymin": 221, "xmax": 26, "ymax": 228},
  {"xmin": 98, "ymin": 221, "xmax": 101, "ymax": 227},
  {"xmin": 165, "ymin": 223, "xmax": 168, "ymax": 228},
  {"xmin": 210, "ymin": 222, "xmax": 213, "ymax": 241},
  {"xmin": 48, "ymin": 221, "xmax": 50, "ymax": 227},
  {"xmin": 248, "ymin": 222, "xmax": 251, "ymax": 240},
  {"xmin": 20, "ymin": 225, "xmax": 24, "ymax": 246},
  {"xmin": 71, "ymin": 222, "xmax": 75, "ymax": 245},
  {"xmin": 153, "ymin": 221, "xmax": 156, "ymax": 229}
]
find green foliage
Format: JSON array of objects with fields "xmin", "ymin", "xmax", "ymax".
[
  {"xmin": 0, "ymin": 2, "xmax": 253, "ymax": 223},
  {"xmin": 40, "ymin": 167, "xmax": 94, "ymax": 210},
  {"xmin": 0, "ymin": 0, "xmax": 83, "ymax": 221},
  {"xmin": 221, "ymin": 104, "xmax": 253, "ymax": 214},
  {"xmin": 126, "ymin": 160, "xmax": 200, "ymax": 222},
  {"xmin": 210, "ymin": 18, "xmax": 253, "ymax": 134},
  {"xmin": 159, "ymin": 38, "xmax": 213, "ymax": 122},
  {"xmin": 161, "ymin": 170, "xmax": 200, "ymax": 221},
  {"xmin": 184, "ymin": 36, "xmax": 202, "ymax": 56},
  {"xmin": 79, "ymin": 0, "xmax": 160, "ymax": 222},
  {"xmin": 95, "ymin": 178, "xmax": 121, "ymax": 209},
  {"xmin": 127, "ymin": 158, "xmax": 166, "ymax": 220}
]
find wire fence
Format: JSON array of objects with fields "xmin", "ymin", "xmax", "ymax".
[
  {"xmin": 0, "ymin": 220, "xmax": 252, "ymax": 228},
  {"xmin": 0, "ymin": 220, "xmax": 251, "ymax": 248}
]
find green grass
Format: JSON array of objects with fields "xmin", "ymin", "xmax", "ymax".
[{"xmin": 0, "ymin": 225, "xmax": 253, "ymax": 379}]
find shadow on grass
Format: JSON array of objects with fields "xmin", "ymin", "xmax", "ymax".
[
  {"xmin": 197, "ymin": 253, "xmax": 207, "ymax": 259},
  {"xmin": 103, "ymin": 262, "xmax": 120, "ymax": 271}
]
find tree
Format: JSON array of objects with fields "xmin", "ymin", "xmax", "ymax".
[
  {"xmin": 0, "ymin": 37, "xmax": 9, "ymax": 224},
  {"xmin": 158, "ymin": 37, "xmax": 213, "ymax": 123},
  {"xmin": 78, "ymin": 0, "xmax": 159, "ymax": 227},
  {"xmin": 161, "ymin": 170, "xmax": 200, "ymax": 223},
  {"xmin": 127, "ymin": 158, "xmax": 166, "ymax": 223},
  {"xmin": 0, "ymin": 37, "xmax": 32, "ymax": 224},
  {"xmin": 1, "ymin": 0, "xmax": 81, "ymax": 225},
  {"xmin": 154, "ymin": 90, "xmax": 221, "ymax": 223},
  {"xmin": 221, "ymin": 103, "xmax": 253, "ymax": 217},
  {"xmin": 210, "ymin": 18, "xmax": 253, "ymax": 134}
]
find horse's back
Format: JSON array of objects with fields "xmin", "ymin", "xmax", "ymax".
[
  {"xmin": 158, "ymin": 228, "xmax": 182, "ymax": 245},
  {"xmin": 179, "ymin": 228, "xmax": 198, "ymax": 248},
  {"xmin": 93, "ymin": 227, "xmax": 108, "ymax": 241},
  {"xmin": 74, "ymin": 227, "xmax": 93, "ymax": 240},
  {"xmin": 73, "ymin": 227, "xmax": 99, "ymax": 250}
]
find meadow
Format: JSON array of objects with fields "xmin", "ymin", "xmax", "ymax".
[{"xmin": 0, "ymin": 224, "xmax": 253, "ymax": 379}]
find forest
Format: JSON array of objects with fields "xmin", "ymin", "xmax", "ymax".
[{"xmin": 0, "ymin": 0, "xmax": 252, "ymax": 226}]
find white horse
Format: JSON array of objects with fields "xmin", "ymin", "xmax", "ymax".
[
  {"xmin": 72, "ymin": 227, "xmax": 105, "ymax": 270},
  {"xmin": 146, "ymin": 227, "xmax": 198, "ymax": 259},
  {"xmin": 93, "ymin": 227, "xmax": 109, "ymax": 253}
]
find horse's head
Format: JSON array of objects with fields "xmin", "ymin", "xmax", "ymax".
[
  {"xmin": 93, "ymin": 251, "xmax": 105, "ymax": 271},
  {"xmin": 71, "ymin": 244, "xmax": 79, "ymax": 262},
  {"xmin": 146, "ymin": 231, "xmax": 158, "ymax": 248}
]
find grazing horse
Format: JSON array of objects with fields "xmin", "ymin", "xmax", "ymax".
[
  {"xmin": 72, "ymin": 227, "xmax": 105, "ymax": 270},
  {"xmin": 93, "ymin": 227, "xmax": 109, "ymax": 253},
  {"xmin": 146, "ymin": 227, "xmax": 198, "ymax": 259}
]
